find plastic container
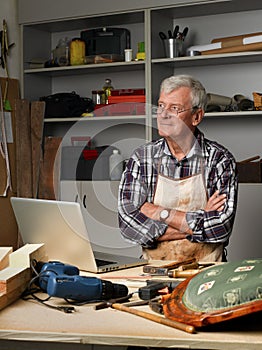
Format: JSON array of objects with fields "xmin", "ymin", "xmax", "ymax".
[
  {"xmin": 84, "ymin": 54, "xmax": 123, "ymax": 64},
  {"xmin": 124, "ymin": 49, "xmax": 133, "ymax": 62},
  {"xmin": 109, "ymin": 149, "xmax": 123, "ymax": 180}
]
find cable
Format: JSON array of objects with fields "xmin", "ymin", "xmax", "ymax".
[{"xmin": 22, "ymin": 259, "xmax": 76, "ymax": 313}]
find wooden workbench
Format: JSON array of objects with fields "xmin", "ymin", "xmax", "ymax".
[{"xmin": 0, "ymin": 264, "xmax": 261, "ymax": 350}]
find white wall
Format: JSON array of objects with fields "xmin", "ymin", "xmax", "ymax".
[{"xmin": 0, "ymin": 0, "xmax": 20, "ymax": 80}]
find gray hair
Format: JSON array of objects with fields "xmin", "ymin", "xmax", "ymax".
[{"xmin": 160, "ymin": 75, "xmax": 207, "ymax": 110}]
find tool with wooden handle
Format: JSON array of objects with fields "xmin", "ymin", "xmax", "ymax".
[
  {"xmin": 167, "ymin": 269, "xmax": 200, "ymax": 278},
  {"xmin": 111, "ymin": 302, "xmax": 196, "ymax": 334},
  {"xmin": 143, "ymin": 258, "xmax": 196, "ymax": 275}
]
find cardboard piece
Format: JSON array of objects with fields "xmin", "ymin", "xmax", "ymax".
[
  {"xmin": 31, "ymin": 101, "xmax": 45, "ymax": 198},
  {"xmin": 15, "ymin": 99, "xmax": 33, "ymax": 198},
  {"xmin": 201, "ymin": 41, "xmax": 262, "ymax": 55},
  {"xmin": 211, "ymin": 31, "xmax": 262, "ymax": 46},
  {"xmin": 237, "ymin": 162, "xmax": 262, "ymax": 183},
  {"xmin": 0, "ymin": 78, "xmax": 19, "ymax": 196},
  {"xmin": 0, "ymin": 78, "xmax": 20, "ymax": 249},
  {"xmin": 15, "ymin": 100, "xmax": 45, "ymax": 199}
]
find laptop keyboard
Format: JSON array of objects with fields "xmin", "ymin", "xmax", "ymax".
[{"xmin": 95, "ymin": 258, "xmax": 117, "ymax": 266}]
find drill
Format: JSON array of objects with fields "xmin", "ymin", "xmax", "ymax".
[{"xmin": 35, "ymin": 261, "xmax": 128, "ymax": 302}]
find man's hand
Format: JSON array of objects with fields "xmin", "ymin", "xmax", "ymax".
[{"xmin": 205, "ymin": 190, "xmax": 226, "ymax": 212}]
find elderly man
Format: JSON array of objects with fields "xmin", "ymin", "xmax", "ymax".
[{"xmin": 118, "ymin": 75, "xmax": 238, "ymax": 262}]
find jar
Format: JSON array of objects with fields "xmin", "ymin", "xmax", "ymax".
[
  {"xmin": 52, "ymin": 37, "xmax": 70, "ymax": 66},
  {"xmin": 92, "ymin": 90, "xmax": 106, "ymax": 105},
  {"xmin": 70, "ymin": 38, "xmax": 85, "ymax": 65}
]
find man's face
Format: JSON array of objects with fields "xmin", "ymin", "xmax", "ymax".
[{"xmin": 157, "ymin": 86, "xmax": 198, "ymax": 142}]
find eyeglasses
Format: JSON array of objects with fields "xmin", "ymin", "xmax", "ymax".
[{"xmin": 152, "ymin": 105, "xmax": 198, "ymax": 116}]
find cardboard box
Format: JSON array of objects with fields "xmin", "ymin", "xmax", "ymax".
[{"xmin": 237, "ymin": 162, "xmax": 262, "ymax": 183}]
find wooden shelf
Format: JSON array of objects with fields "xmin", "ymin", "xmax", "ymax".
[
  {"xmin": 25, "ymin": 60, "xmax": 145, "ymax": 76},
  {"xmin": 152, "ymin": 51, "xmax": 262, "ymax": 67}
]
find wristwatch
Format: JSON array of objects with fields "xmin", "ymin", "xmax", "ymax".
[{"xmin": 159, "ymin": 209, "xmax": 170, "ymax": 222}]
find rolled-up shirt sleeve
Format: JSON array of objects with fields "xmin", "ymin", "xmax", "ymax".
[{"xmin": 118, "ymin": 151, "xmax": 167, "ymax": 248}]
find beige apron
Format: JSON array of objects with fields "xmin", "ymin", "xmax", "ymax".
[{"xmin": 143, "ymin": 170, "xmax": 223, "ymax": 262}]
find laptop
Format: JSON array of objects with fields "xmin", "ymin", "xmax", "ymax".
[{"xmin": 10, "ymin": 197, "xmax": 147, "ymax": 273}]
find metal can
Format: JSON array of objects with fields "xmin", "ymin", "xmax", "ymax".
[{"xmin": 70, "ymin": 38, "xmax": 85, "ymax": 65}]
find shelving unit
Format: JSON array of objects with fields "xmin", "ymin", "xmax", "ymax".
[
  {"xmin": 20, "ymin": 3, "xmax": 262, "ymax": 149},
  {"xmin": 149, "ymin": 3, "xmax": 262, "ymax": 162}
]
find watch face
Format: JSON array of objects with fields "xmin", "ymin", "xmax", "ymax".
[{"xmin": 160, "ymin": 209, "xmax": 169, "ymax": 220}]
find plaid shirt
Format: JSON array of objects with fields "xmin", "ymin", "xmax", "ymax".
[{"xmin": 118, "ymin": 128, "xmax": 238, "ymax": 249}]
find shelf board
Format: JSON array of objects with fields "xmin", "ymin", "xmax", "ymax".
[
  {"xmin": 205, "ymin": 111, "xmax": 262, "ymax": 118},
  {"xmin": 44, "ymin": 115, "xmax": 146, "ymax": 123},
  {"xmin": 24, "ymin": 60, "xmax": 145, "ymax": 76},
  {"xmin": 26, "ymin": 51, "xmax": 262, "ymax": 76},
  {"xmin": 47, "ymin": 111, "xmax": 262, "ymax": 123},
  {"xmin": 151, "ymin": 111, "xmax": 262, "ymax": 120},
  {"xmin": 152, "ymin": 51, "xmax": 262, "ymax": 67}
]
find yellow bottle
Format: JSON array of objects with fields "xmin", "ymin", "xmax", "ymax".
[{"xmin": 70, "ymin": 38, "xmax": 85, "ymax": 65}]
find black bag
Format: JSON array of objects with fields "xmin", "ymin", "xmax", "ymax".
[{"xmin": 40, "ymin": 91, "xmax": 95, "ymax": 118}]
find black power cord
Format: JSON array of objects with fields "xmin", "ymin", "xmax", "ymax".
[{"xmin": 22, "ymin": 259, "xmax": 75, "ymax": 313}]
